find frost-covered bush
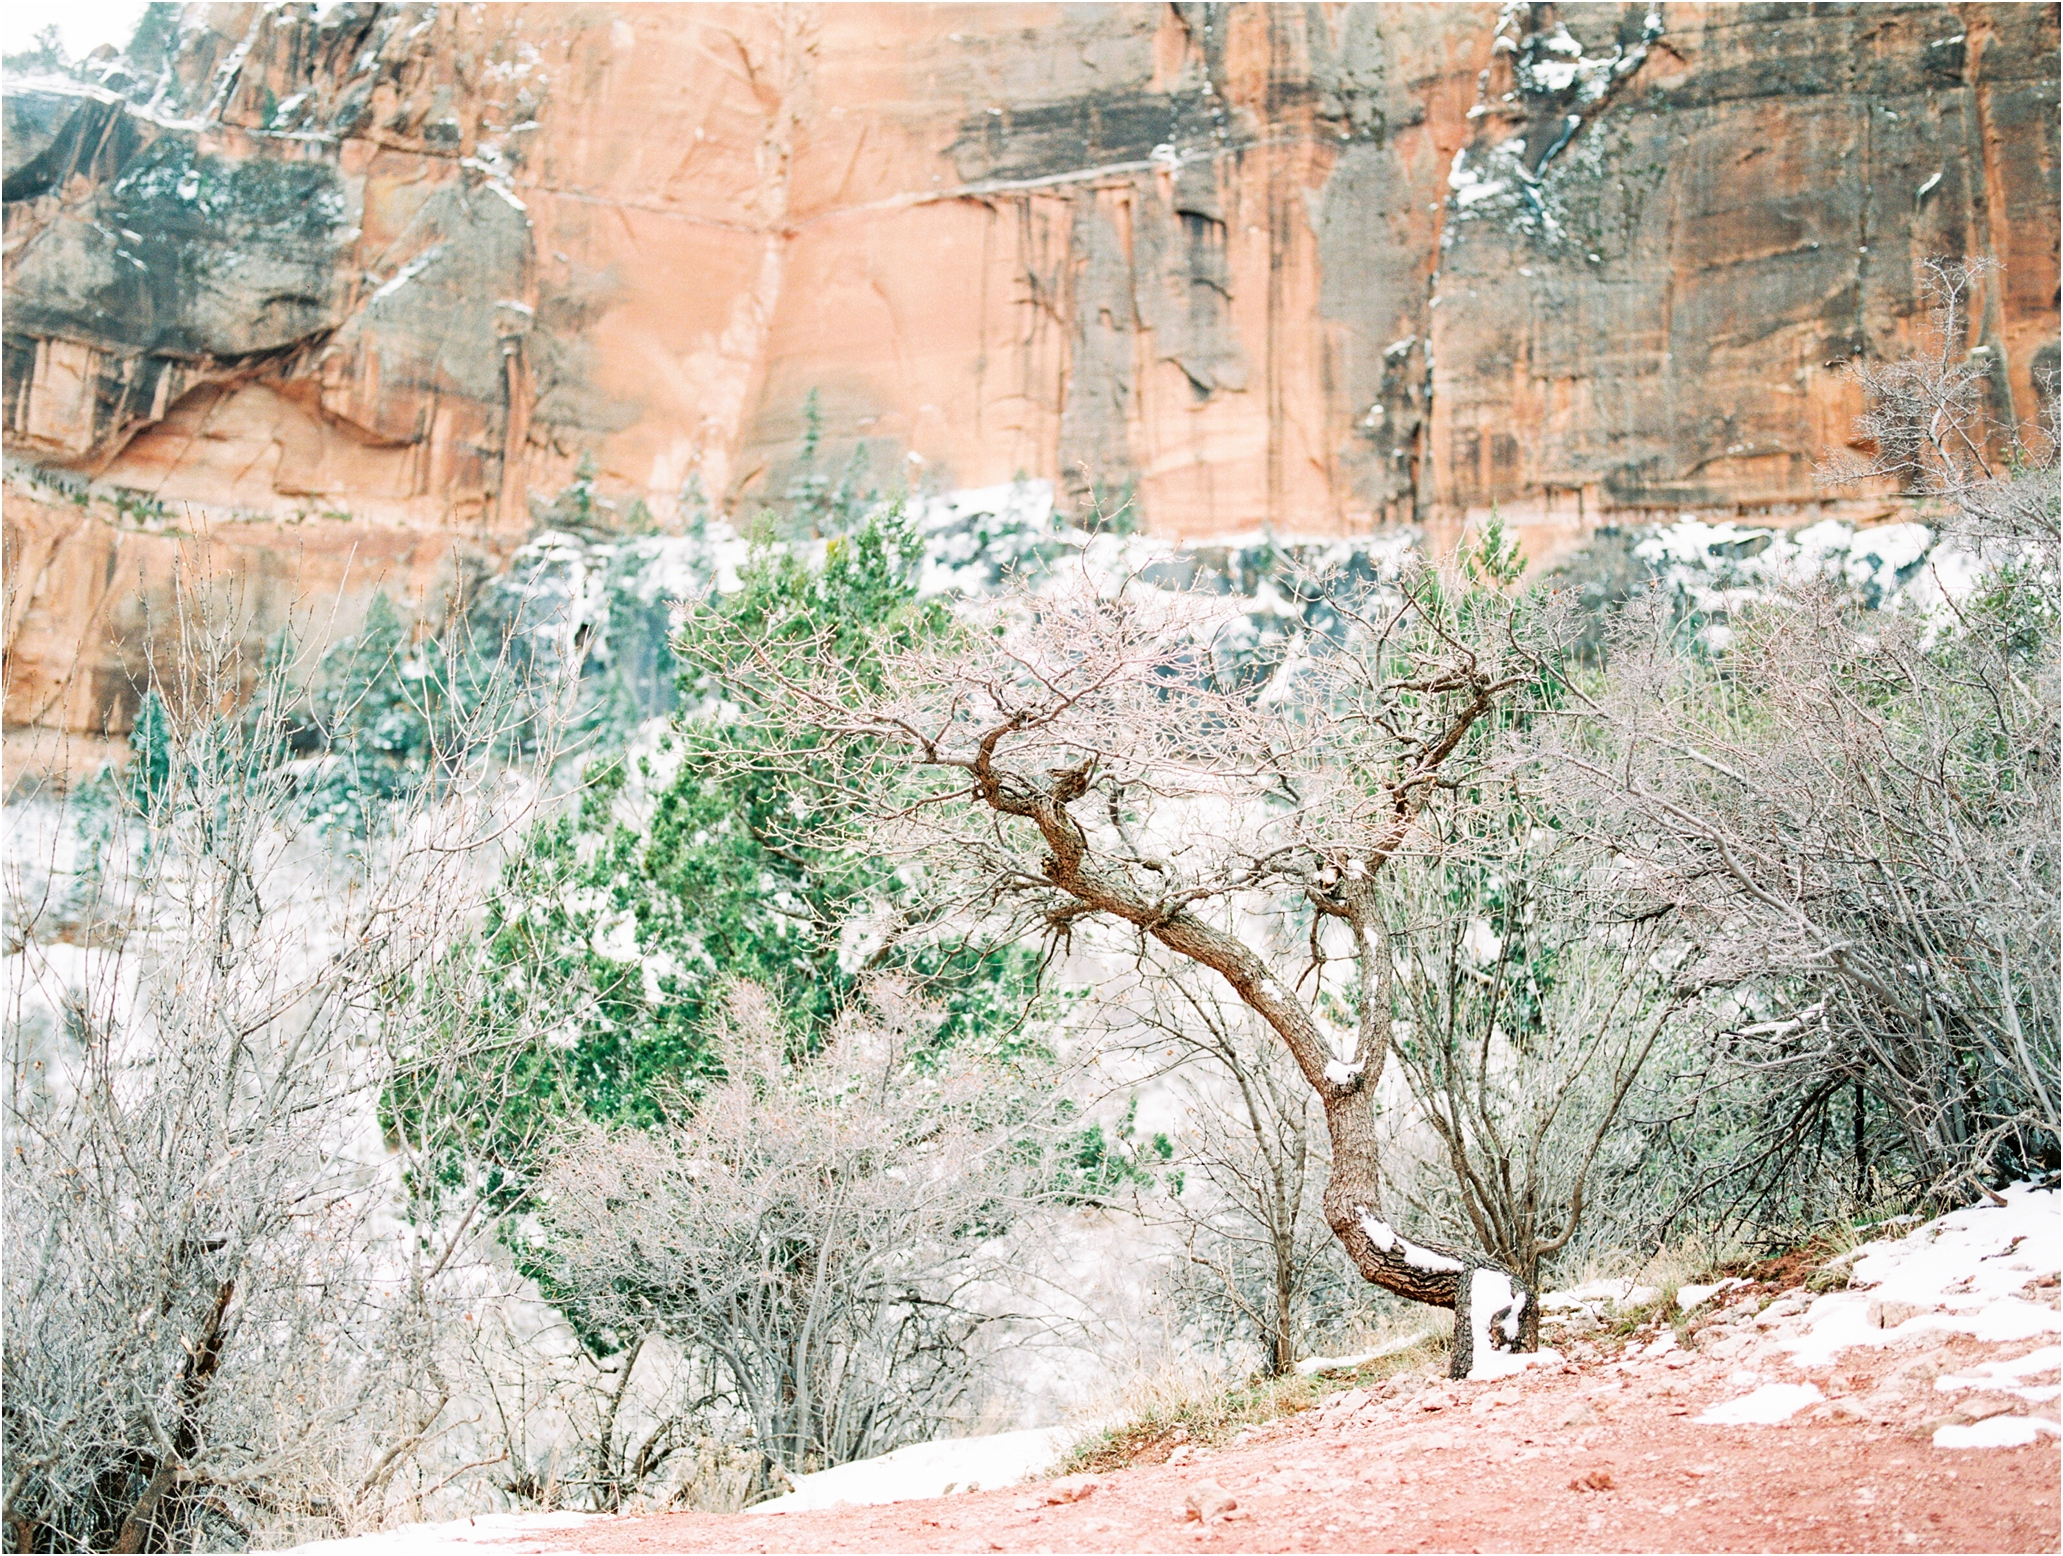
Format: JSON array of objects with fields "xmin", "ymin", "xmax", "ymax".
[
  {"xmin": 1546, "ymin": 266, "xmax": 2059, "ymax": 1217},
  {"xmin": 2, "ymin": 587, "xmax": 565, "ymax": 1552},
  {"xmin": 524, "ymin": 980, "xmax": 1050, "ymax": 1483},
  {"xmin": 1379, "ymin": 817, "xmax": 1702, "ymax": 1304}
]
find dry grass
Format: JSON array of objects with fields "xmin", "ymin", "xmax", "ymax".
[{"xmin": 1054, "ymin": 1326, "xmax": 1448, "ymax": 1476}]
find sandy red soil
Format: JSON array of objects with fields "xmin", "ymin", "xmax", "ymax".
[{"xmin": 529, "ymin": 1312, "xmax": 2061, "ymax": 1555}]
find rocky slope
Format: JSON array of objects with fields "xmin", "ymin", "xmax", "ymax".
[{"xmin": 2, "ymin": 2, "xmax": 2058, "ymax": 759}]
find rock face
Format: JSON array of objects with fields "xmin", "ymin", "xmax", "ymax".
[{"xmin": 3, "ymin": 1, "xmax": 2058, "ymax": 755}]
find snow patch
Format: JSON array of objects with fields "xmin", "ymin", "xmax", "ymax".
[
  {"xmin": 1773, "ymin": 1182, "xmax": 2061, "ymax": 1368},
  {"xmin": 907, "ymin": 480, "xmax": 1059, "ymax": 597},
  {"xmin": 1541, "ymin": 1278, "xmax": 1659, "ymax": 1313},
  {"xmin": 1934, "ymin": 1417, "xmax": 2056, "ymax": 1450},
  {"xmin": 1677, "ymin": 1277, "xmax": 1750, "ymax": 1312},
  {"xmin": 1468, "ymin": 1344, "xmax": 1563, "ymax": 1384},
  {"xmin": 290, "ymin": 1510, "xmax": 601, "ymax": 1555},
  {"xmin": 1294, "ymin": 1328, "xmax": 1442, "ymax": 1376},
  {"xmin": 1936, "ymin": 1345, "xmax": 2063, "ymax": 1403},
  {"xmin": 1938, "ymin": 1345, "xmax": 2063, "ymax": 1385},
  {"xmin": 1697, "ymin": 1383, "xmax": 1824, "ymax": 1425},
  {"xmin": 748, "ymin": 1426, "xmax": 1073, "ymax": 1513},
  {"xmin": 1629, "ymin": 516, "xmax": 1984, "ymax": 637},
  {"xmin": 370, "ymin": 246, "xmax": 445, "ymax": 304}
]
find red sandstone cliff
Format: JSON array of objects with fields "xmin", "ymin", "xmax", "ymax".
[{"xmin": 3, "ymin": 2, "xmax": 2058, "ymax": 758}]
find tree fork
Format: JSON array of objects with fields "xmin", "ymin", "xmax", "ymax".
[{"xmin": 980, "ymin": 720, "xmax": 1538, "ymax": 1378}]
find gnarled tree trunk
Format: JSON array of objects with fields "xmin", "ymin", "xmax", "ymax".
[{"xmin": 981, "ymin": 759, "xmax": 1534, "ymax": 1378}]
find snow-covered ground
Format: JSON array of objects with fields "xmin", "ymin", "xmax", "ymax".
[
  {"xmin": 748, "ymin": 1426, "xmax": 1075, "ymax": 1514},
  {"xmin": 1680, "ymin": 1180, "xmax": 2061, "ymax": 1448},
  {"xmin": 1771, "ymin": 1181, "xmax": 2060, "ymax": 1369}
]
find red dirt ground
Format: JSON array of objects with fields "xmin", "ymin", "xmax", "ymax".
[{"xmin": 527, "ymin": 1309, "xmax": 2061, "ymax": 1555}]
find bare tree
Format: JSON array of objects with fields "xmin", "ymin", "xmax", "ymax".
[
  {"xmin": 524, "ymin": 979, "xmax": 1050, "ymax": 1489},
  {"xmin": 1826, "ymin": 258, "xmax": 2059, "ymax": 560},
  {"xmin": 1101, "ymin": 959, "xmax": 1346, "ymax": 1379},
  {"xmin": 1382, "ymin": 832, "xmax": 1691, "ymax": 1321},
  {"xmin": 2, "ymin": 570, "xmax": 566, "ymax": 1551},
  {"xmin": 682, "ymin": 542, "xmax": 1567, "ymax": 1377}
]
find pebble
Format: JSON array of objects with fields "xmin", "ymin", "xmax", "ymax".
[
  {"xmin": 1183, "ymin": 1480, "xmax": 1238, "ymax": 1523},
  {"xmin": 1044, "ymin": 1475, "xmax": 1099, "ymax": 1504}
]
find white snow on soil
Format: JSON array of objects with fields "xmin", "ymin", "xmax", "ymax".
[
  {"xmin": 1295, "ymin": 1327, "xmax": 1442, "ymax": 1376},
  {"xmin": 1540, "ymin": 1278, "xmax": 1659, "ymax": 1313},
  {"xmin": 291, "ymin": 1510, "xmax": 600, "ymax": 1556},
  {"xmin": 1468, "ymin": 1344, "xmax": 1565, "ymax": 1383},
  {"xmin": 1774, "ymin": 1182, "xmax": 2061, "ymax": 1368},
  {"xmin": 748, "ymin": 1425, "xmax": 1074, "ymax": 1514},
  {"xmin": 1934, "ymin": 1417, "xmax": 2060, "ymax": 1450},
  {"xmin": 1697, "ymin": 1382, "xmax": 1825, "ymax": 1425},
  {"xmin": 1936, "ymin": 1344, "xmax": 2063, "ymax": 1403},
  {"xmin": 1677, "ymin": 1277, "xmax": 1750, "ymax": 1312},
  {"xmin": 1687, "ymin": 1182, "xmax": 2061, "ymax": 1443}
]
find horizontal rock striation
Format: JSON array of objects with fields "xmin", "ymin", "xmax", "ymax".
[{"xmin": 2, "ymin": 1, "xmax": 2057, "ymax": 754}]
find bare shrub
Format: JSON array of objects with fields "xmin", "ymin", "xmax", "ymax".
[
  {"xmin": 1, "ymin": 573, "xmax": 564, "ymax": 1551},
  {"xmin": 1550, "ymin": 265, "xmax": 2059, "ymax": 1215},
  {"xmin": 1382, "ymin": 827, "xmax": 1694, "ymax": 1312},
  {"xmin": 1106, "ymin": 960, "xmax": 1352, "ymax": 1378},
  {"xmin": 523, "ymin": 979, "xmax": 1049, "ymax": 1488},
  {"xmin": 1827, "ymin": 258, "xmax": 2058, "ymax": 560}
]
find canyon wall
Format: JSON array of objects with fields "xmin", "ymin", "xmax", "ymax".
[{"xmin": 3, "ymin": 1, "xmax": 2059, "ymax": 758}]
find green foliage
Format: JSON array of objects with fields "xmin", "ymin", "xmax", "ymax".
[
  {"xmin": 108, "ymin": 488, "xmax": 172, "ymax": 527},
  {"xmin": 296, "ymin": 595, "xmax": 529, "ymax": 836},
  {"xmin": 1053, "ymin": 1096, "xmax": 1170, "ymax": 1204},
  {"xmin": 783, "ymin": 389, "xmax": 882, "ymax": 538},
  {"xmin": 1081, "ymin": 479, "xmax": 1139, "ymax": 536},
  {"xmin": 126, "ymin": 690, "xmax": 173, "ymax": 815},
  {"xmin": 446, "ymin": 505, "xmax": 1040, "ymax": 1189},
  {"xmin": 4, "ymin": 23, "xmax": 66, "ymax": 73},
  {"xmin": 538, "ymin": 454, "xmax": 605, "ymax": 531},
  {"xmin": 126, "ymin": 3, "xmax": 180, "ymax": 72},
  {"xmin": 1464, "ymin": 508, "xmax": 1527, "ymax": 590}
]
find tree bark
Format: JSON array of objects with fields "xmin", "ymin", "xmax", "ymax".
[
  {"xmin": 112, "ymin": 1277, "xmax": 234, "ymax": 1554},
  {"xmin": 977, "ymin": 760, "xmax": 1534, "ymax": 1378}
]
